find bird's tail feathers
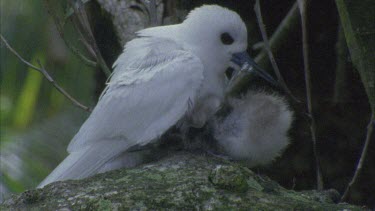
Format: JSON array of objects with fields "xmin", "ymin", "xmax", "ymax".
[{"xmin": 38, "ymin": 141, "xmax": 130, "ymax": 188}]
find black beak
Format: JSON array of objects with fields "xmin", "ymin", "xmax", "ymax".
[{"xmin": 231, "ymin": 51, "xmax": 278, "ymax": 86}]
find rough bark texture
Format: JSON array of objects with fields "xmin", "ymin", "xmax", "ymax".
[
  {"xmin": 96, "ymin": 0, "xmax": 164, "ymax": 46},
  {"xmin": 1, "ymin": 152, "xmax": 362, "ymax": 210}
]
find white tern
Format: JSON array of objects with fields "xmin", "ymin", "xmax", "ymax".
[
  {"xmin": 213, "ymin": 91, "xmax": 293, "ymax": 167},
  {"xmin": 38, "ymin": 5, "xmax": 277, "ymax": 188}
]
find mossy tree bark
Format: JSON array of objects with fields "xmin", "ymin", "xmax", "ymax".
[{"xmin": 1, "ymin": 152, "xmax": 362, "ymax": 210}]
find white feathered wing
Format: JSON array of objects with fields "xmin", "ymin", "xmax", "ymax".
[{"xmin": 38, "ymin": 37, "xmax": 204, "ymax": 187}]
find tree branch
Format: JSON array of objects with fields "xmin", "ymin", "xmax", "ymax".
[
  {"xmin": 254, "ymin": 0, "xmax": 300, "ymax": 103},
  {"xmin": 69, "ymin": 0, "xmax": 111, "ymax": 77},
  {"xmin": 255, "ymin": 2, "xmax": 299, "ymax": 66},
  {"xmin": 341, "ymin": 115, "xmax": 374, "ymax": 201},
  {"xmin": 297, "ymin": 0, "xmax": 324, "ymax": 190},
  {"xmin": 230, "ymin": 2, "xmax": 300, "ymax": 94},
  {"xmin": 43, "ymin": 0, "xmax": 97, "ymax": 68},
  {"xmin": 141, "ymin": 0, "xmax": 158, "ymax": 26},
  {"xmin": 1, "ymin": 34, "xmax": 92, "ymax": 112},
  {"xmin": 332, "ymin": 23, "xmax": 349, "ymax": 105}
]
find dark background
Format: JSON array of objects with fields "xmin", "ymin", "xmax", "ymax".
[{"xmin": 92, "ymin": 0, "xmax": 375, "ymax": 206}]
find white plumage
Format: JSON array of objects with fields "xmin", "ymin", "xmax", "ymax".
[
  {"xmin": 213, "ymin": 91, "xmax": 293, "ymax": 167},
  {"xmin": 38, "ymin": 5, "xmax": 251, "ymax": 187}
]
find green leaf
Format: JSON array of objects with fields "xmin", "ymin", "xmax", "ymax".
[
  {"xmin": 336, "ymin": 0, "xmax": 375, "ymax": 111},
  {"xmin": 12, "ymin": 53, "xmax": 45, "ymax": 129}
]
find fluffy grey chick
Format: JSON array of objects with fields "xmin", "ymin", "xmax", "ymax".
[{"xmin": 213, "ymin": 91, "xmax": 293, "ymax": 167}]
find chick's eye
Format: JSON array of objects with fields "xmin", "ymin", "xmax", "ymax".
[{"xmin": 221, "ymin": 32, "xmax": 234, "ymax": 45}]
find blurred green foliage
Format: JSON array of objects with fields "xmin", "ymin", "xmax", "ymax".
[
  {"xmin": 1, "ymin": 0, "xmax": 95, "ymax": 197},
  {"xmin": 13, "ymin": 54, "xmax": 44, "ymax": 129}
]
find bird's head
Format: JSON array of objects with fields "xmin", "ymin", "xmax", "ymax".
[
  {"xmin": 181, "ymin": 5, "xmax": 247, "ymax": 67},
  {"xmin": 180, "ymin": 5, "xmax": 277, "ymax": 85}
]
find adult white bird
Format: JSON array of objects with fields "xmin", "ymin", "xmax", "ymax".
[{"xmin": 38, "ymin": 5, "xmax": 276, "ymax": 188}]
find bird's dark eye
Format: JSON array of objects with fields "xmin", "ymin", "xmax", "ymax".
[{"xmin": 221, "ymin": 32, "xmax": 234, "ymax": 45}]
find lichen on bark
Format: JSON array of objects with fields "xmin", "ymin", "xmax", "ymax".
[{"xmin": 1, "ymin": 152, "xmax": 362, "ymax": 210}]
